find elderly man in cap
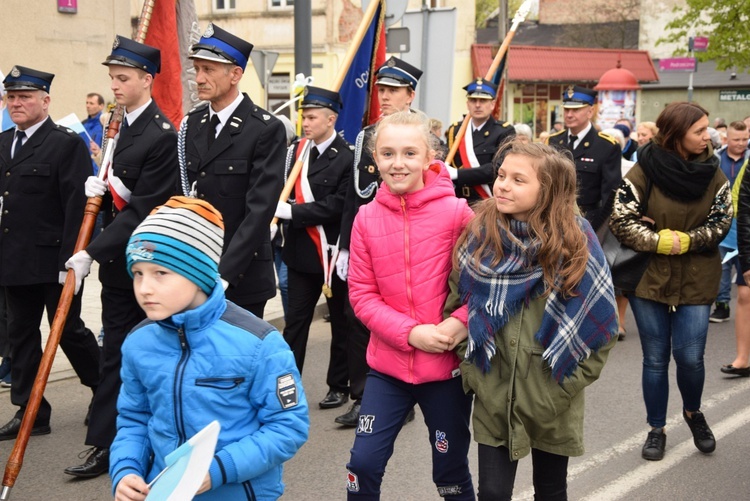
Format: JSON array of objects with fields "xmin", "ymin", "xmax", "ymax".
[
  {"xmin": 0, "ymin": 66, "xmax": 101, "ymax": 441},
  {"xmin": 179, "ymin": 23, "xmax": 285, "ymax": 318},
  {"xmin": 274, "ymin": 86, "xmax": 353, "ymax": 414},
  {"xmin": 546, "ymin": 85, "xmax": 621, "ymax": 230},
  {"xmin": 446, "ymin": 78, "xmax": 515, "ymax": 205},
  {"xmin": 64, "ymin": 35, "xmax": 178, "ymax": 478},
  {"xmin": 333, "ymin": 56, "xmax": 422, "ymax": 426}
]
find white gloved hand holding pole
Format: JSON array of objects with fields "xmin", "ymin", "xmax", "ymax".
[
  {"xmin": 84, "ymin": 176, "xmax": 107, "ymax": 198},
  {"xmin": 274, "ymin": 201, "xmax": 293, "ymax": 220},
  {"xmin": 336, "ymin": 249, "xmax": 350, "ymax": 282},
  {"xmin": 65, "ymin": 250, "xmax": 94, "ymax": 295}
]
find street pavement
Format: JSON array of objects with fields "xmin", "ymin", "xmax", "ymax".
[{"xmin": 2, "ymin": 268, "xmax": 750, "ymax": 499}]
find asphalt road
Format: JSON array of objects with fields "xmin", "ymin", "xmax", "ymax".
[{"xmin": 2, "ymin": 291, "xmax": 750, "ymax": 500}]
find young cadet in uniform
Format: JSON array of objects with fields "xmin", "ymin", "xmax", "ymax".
[
  {"xmin": 0, "ymin": 66, "xmax": 100, "ymax": 441},
  {"xmin": 334, "ymin": 56, "xmax": 422, "ymax": 426},
  {"xmin": 64, "ymin": 36, "xmax": 178, "ymax": 479},
  {"xmin": 445, "ymin": 78, "xmax": 515, "ymax": 206},
  {"xmin": 546, "ymin": 85, "xmax": 622, "ymax": 230},
  {"xmin": 275, "ymin": 87, "xmax": 353, "ymax": 412},
  {"xmin": 179, "ymin": 24, "xmax": 286, "ymax": 318}
]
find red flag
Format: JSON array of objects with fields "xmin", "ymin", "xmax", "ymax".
[
  {"xmin": 145, "ymin": 0, "xmax": 183, "ymax": 127},
  {"xmin": 365, "ymin": 13, "xmax": 386, "ymax": 126}
]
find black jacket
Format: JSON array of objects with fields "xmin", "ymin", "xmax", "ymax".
[
  {"xmin": 282, "ymin": 134, "xmax": 352, "ymax": 274},
  {"xmin": 183, "ymin": 94, "xmax": 286, "ymax": 304},
  {"xmin": 87, "ymin": 100, "xmax": 178, "ymax": 289},
  {"xmin": 0, "ymin": 117, "xmax": 90, "ymax": 286}
]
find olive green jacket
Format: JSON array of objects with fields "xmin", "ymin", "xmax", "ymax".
[{"xmin": 447, "ymin": 274, "xmax": 617, "ymax": 461}]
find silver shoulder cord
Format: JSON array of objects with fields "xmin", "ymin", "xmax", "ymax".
[
  {"xmin": 353, "ymin": 129, "xmax": 377, "ymax": 199},
  {"xmin": 177, "ymin": 115, "xmax": 192, "ymax": 197},
  {"xmin": 284, "ymin": 142, "xmax": 296, "ymax": 204}
]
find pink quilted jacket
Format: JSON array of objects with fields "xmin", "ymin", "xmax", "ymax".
[{"xmin": 348, "ymin": 161, "xmax": 473, "ymax": 384}]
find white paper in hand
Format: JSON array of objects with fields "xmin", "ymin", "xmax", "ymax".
[{"xmin": 145, "ymin": 420, "xmax": 221, "ymax": 501}]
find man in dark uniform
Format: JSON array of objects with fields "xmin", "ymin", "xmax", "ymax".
[
  {"xmin": 334, "ymin": 56, "xmax": 422, "ymax": 426},
  {"xmin": 0, "ymin": 66, "xmax": 101, "ymax": 441},
  {"xmin": 275, "ymin": 86, "xmax": 352, "ymax": 411},
  {"xmin": 445, "ymin": 78, "xmax": 515, "ymax": 205},
  {"xmin": 64, "ymin": 36, "xmax": 178, "ymax": 478},
  {"xmin": 546, "ymin": 85, "xmax": 621, "ymax": 230},
  {"xmin": 179, "ymin": 23, "xmax": 285, "ymax": 317}
]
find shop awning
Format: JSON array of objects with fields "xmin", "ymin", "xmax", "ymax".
[{"xmin": 472, "ymin": 45, "xmax": 659, "ymax": 84}]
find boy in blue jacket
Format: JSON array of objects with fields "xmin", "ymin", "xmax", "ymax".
[{"xmin": 110, "ymin": 196, "xmax": 309, "ymax": 500}]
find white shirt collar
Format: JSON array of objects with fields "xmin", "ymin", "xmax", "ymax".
[
  {"xmin": 313, "ymin": 129, "xmax": 337, "ymax": 156},
  {"xmin": 210, "ymin": 92, "xmax": 244, "ymax": 133},
  {"xmin": 472, "ymin": 119, "xmax": 489, "ymax": 133},
  {"xmin": 569, "ymin": 122, "xmax": 592, "ymax": 147},
  {"xmin": 124, "ymin": 99, "xmax": 153, "ymax": 127},
  {"xmin": 16, "ymin": 116, "xmax": 48, "ymax": 139}
]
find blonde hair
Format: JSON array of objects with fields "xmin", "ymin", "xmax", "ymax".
[
  {"xmin": 368, "ymin": 110, "xmax": 439, "ymax": 155},
  {"xmin": 454, "ymin": 140, "xmax": 589, "ymax": 297}
]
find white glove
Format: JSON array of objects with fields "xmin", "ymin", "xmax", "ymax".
[
  {"xmin": 446, "ymin": 166, "xmax": 459, "ymax": 180},
  {"xmin": 220, "ymin": 278, "xmax": 229, "ymax": 291},
  {"xmin": 275, "ymin": 201, "xmax": 293, "ymax": 220},
  {"xmin": 58, "ymin": 271, "xmax": 69, "ymax": 288},
  {"xmin": 84, "ymin": 176, "xmax": 107, "ymax": 198},
  {"xmin": 336, "ymin": 249, "xmax": 350, "ymax": 281},
  {"xmin": 270, "ymin": 223, "xmax": 278, "ymax": 241},
  {"xmin": 65, "ymin": 250, "xmax": 93, "ymax": 295}
]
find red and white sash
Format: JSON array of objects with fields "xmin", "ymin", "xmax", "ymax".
[
  {"xmin": 107, "ymin": 127, "xmax": 133, "ymax": 211},
  {"xmin": 294, "ymin": 139, "xmax": 339, "ymax": 296},
  {"xmin": 458, "ymin": 125, "xmax": 492, "ymax": 199}
]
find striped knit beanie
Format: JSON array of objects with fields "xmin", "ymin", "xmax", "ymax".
[{"xmin": 126, "ymin": 196, "xmax": 224, "ymax": 295}]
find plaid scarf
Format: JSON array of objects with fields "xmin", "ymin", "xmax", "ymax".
[{"xmin": 458, "ymin": 217, "xmax": 617, "ymax": 382}]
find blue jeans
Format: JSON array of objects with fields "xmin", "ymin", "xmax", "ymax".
[
  {"xmin": 717, "ymin": 246, "xmax": 737, "ymax": 304},
  {"xmin": 629, "ymin": 296, "xmax": 710, "ymax": 428},
  {"xmin": 273, "ymin": 245, "xmax": 288, "ymax": 319}
]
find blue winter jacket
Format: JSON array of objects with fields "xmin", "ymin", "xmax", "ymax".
[{"xmin": 109, "ymin": 283, "xmax": 309, "ymax": 500}]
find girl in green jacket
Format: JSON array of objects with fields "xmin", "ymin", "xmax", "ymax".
[{"xmin": 450, "ymin": 141, "xmax": 618, "ymax": 500}]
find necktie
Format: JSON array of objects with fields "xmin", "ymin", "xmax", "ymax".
[
  {"xmin": 568, "ymin": 134, "xmax": 578, "ymax": 150},
  {"xmin": 208, "ymin": 114, "xmax": 220, "ymax": 148},
  {"xmin": 120, "ymin": 117, "xmax": 129, "ymax": 132},
  {"xmin": 12, "ymin": 130, "xmax": 25, "ymax": 160},
  {"xmin": 309, "ymin": 146, "xmax": 320, "ymax": 164}
]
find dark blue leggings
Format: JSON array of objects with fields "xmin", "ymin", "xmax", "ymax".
[
  {"xmin": 478, "ymin": 444, "xmax": 568, "ymax": 501},
  {"xmin": 346, "ymin": 370, "xmax": 475, "ymax": 500}
]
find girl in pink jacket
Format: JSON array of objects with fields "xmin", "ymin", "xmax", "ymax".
[{"xmin": 345, "ymin": 111, "xmax": 475, "ymax": 500}]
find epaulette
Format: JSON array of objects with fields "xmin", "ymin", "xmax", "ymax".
[
  {"xmin": 502, "ymin": 121, "xmax": 511, "ymax": 127},
  {"xmin": 54, "ymin": 124, "xmax": 80, "ymax": 139},
  {"xmin": 187, "ymin": 102, "xmax": 209, "ymax": 115},
  {"xmin": 549, "ymin": 129, "xmax": 566, "ymax": 138},
  {"xmin": 154, "ymin": 113, "xmax": 173, "ymax": 131},
  {"xmin": 598, "ymin": 131, "xmax": 617, "ymax": 145},
  {"xmin": 251, "ymin": 106, "xmax": 276, "ymax": 125}
]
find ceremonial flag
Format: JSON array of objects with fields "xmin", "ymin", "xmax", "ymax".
[
  {"xmin": 144, "ymin": 0, "xmax": 199, "ymax": 126},
  {"xmin": 489, "ymin": 47, "xmax": 507, "ymax": 119},
  {"xmin": 336, "ymin": 0, "xmax": 386, "ymax": 143}
]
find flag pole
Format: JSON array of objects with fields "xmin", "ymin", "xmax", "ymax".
[
  {"xmin": 444, "ymin": 0, "xmax": 532, "ymax": 167},
  {"xmin": 0, "ymin": 2, "xmax": 155, "ymax": 498},
  {"xmin": 271, "ymin": 0, "xmax": 382, "ymax": 227}
]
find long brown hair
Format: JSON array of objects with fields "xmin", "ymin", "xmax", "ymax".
[
  {"xmin": 654, "ymin": 101, "xmax": 709, "ymax": 159},
  {"xmin": 453, "ymin": 141, "xmax": 589, "ymax": 297}
]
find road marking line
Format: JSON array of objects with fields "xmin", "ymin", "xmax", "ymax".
[{"xmin": 513, "ymin": 378, "xmax": 750, "ymax": 500}]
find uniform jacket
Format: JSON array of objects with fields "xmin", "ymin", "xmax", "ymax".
[
  {"xmin": 282, "ymin": 134, "xmax": 352, "ymax": 274},
  {"xmin": 86, "ymin": 100, "xmax": 178, "ymax": 289},
  {"xmin": 610, "ymin": 158, "xmax": 732, "ymax": 306},
  {"xmin": 548, "ymin": 126, "xmax": 622, "ymax": 230},
  {"xmin": 451, "ymin": 290, "xmax": 616, "ymax": 460},
  {"xmin": 340, "ymin": 125, "xmax": 376, "ymax": 251},
  {"xmin": 348, "ymin": 162, "xmax": 473, "ymax": 384},
  {"xmin": 110, "ymin": 284, "xmax": 309, "ymax": 501},
  {"xmin": 446, "ymin": 116, "xmax": 515, "ymax": 204},
  {"xmin": 0, "ymin": 117, "xmax": 89, "ymax": 286},
  {"xmin": 184, "ymin": 95, "xmax": 285, "ymax": 304}
]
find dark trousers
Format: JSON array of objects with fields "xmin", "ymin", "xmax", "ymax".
[
  {"xmin": 85, "ymin": 285, "xmax": 145, "ymax": 448},
  {"xmin": 344, "ymin": 289, "xmax": 370, "ymax": 402},
  {"xmin": 5, "ymin": 283, "xmax": 100, "ymax": 424},
  {"xmin": 477, "ymin": 444, "xmax": 569, "ymax": 501},
  {"xmin": 283, "ymin": 267, "xmax": 348, "ymax": 393},
  {"xmin": 0, "ymin": 287, "xmax": 8, "ymax": 359},
  {"xmin": 347, "ymin": 371, "xmax": 474, "ymax": 500}
]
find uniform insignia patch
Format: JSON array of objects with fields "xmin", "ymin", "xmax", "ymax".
[
  {"xmin": 204, "ymin": 23, "xmax": 214, "ymax": 38},
  {"xmin": 162, "ymin": 123, "xmax": 171, "ymax": 130},
  {"xmin": 112, "ymin": 37, "xmax": 120, "ymax": 50},
  {"xmin": 10, "ymin": 66, "xmax": 20, "ymax": 78},
  {"xmin": 347, "ymin": 470, "xmax": 360, "ymax": 492},
  {"xmin": 435, "ymin": 430, "xmax": 449, "ymax": 453},
  {"xmin": 263, "ymin": 114, "xmax": 271, "ymax": 121},
  {"xmin": 438, "ymin": 486, "xmax": 462, "ymax": 496},
  {"xmin": 357, "ymin": 414, "xmax": 375, "ymax": 434},
  {"xmin": 387, "ymin": 58, "xmax": 396, "ymax": 67},
  {"xmin": 276, "ymin": 373, "xmax": 299, "ymax": 409},
  {"xmin": 230, "ymin": 122, "xmax": 239, "ymax": 127},
  {"xmin": 566, "ymin": 85, "xmax": 575, "ymax": 99}
]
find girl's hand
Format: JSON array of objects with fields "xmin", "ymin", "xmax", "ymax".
[
  {"xmin": 115, "ymin": 474, "xmax": 149, "ymax": 501},
  {"xmin": 408, "ymin": 324, "xmax": 453, "ymax": 353},
  {"xmin": 670, "ymin": 231, "xmax": 681, "ymax": 255},
  {"xmin": 436, "ymin": 317, "xmax": 468, "ymax": 350},
  {"xmin": 196, "ymin": 473, "xmax": 212, "ymax": 494}
]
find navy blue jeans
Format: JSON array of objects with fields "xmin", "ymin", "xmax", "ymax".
[
  {"xmin": 629, "ymin": 296, "xmax": 710, "ymax": 428},
  {"xmin": 346, "ymin": 370, "xmax": 474, "ymax": 500}
]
